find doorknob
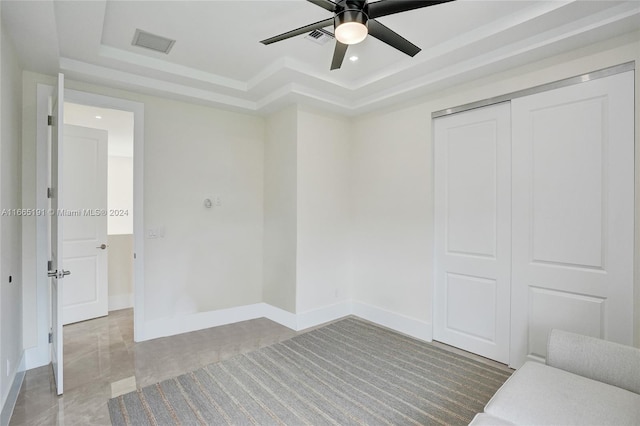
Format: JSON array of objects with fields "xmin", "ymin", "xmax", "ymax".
[
  {"xmin": 48, "ymin": 270, "xmax": 71, "ymax": 278},
  {"xmin": 96, "ymin": 244, "xmax": 108, "ymax": 250}
]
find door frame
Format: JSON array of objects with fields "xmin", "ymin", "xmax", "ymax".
[
  {"xmin": 64, "ymin": 89, "xmax": 145, "ymax": 341},
  {"xmin": 32, "ymin": 86, "xmax": 145, "ymax": 364}
]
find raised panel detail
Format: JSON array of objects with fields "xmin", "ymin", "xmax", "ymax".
[
  {"xmin": 63, "ymin": 256, "xmax": 98, "ymax": 306},
  {"xmin": 530, "ymin": 97, "xmax": 606, "ymax": 269},
  {"xmin": 446, "ymin": 121, "xmax": 497, "ymax": 258},
  {"xmin": 446, "ymin": 273, "xmax": 497, "ymax": 342},
  {"xmin": 528, "ymin": 287, "xmax": 604, "ymax": 359},
  {"xmin": 63, "ymin": 134, "xmax": 101, "ymax": 242}
]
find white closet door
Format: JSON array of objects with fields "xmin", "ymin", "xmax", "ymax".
[
  {"xmin": 510, "ymin": 71, "xmax": 634, "ymax": 369},
  {"xmin": 434, "ymin": 102, "xmax": 512, "ymax": 364}
]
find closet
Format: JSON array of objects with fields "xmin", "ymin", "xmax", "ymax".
[{"xmin": 433, "ymin": 68, "xmax": 634, "ymax": 369}]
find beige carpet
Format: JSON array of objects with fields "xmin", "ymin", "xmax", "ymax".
[{"xmin": 109, "ymin": 317, "xmax": 511, "ymax": 425}]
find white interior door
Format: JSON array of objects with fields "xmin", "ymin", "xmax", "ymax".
[
  {"xmin": 510, "ymin": 71, "xmax": 634, "ymax": 368},
  {"xmin": 62, "ymin": 124, "xmax": 109, "ymax": 325},
  {"xmin": 434, "ymin": 102, "xmax": 512, "ymax": 364},
  {"xmin": 49, "ymin": 73, "xmax": 66, "ymax": 395}
]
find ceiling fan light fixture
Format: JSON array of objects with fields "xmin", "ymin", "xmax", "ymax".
[
  {"xmin": 335, "ymin": 22, "xmax": 368, "ymax": 44},
  {"xmin": 334, "ymin": 10, "xmax": 368, "ymax": 45}
]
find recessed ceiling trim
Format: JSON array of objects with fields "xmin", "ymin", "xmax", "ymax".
[
  {"xmin": 100, "ymin": 45, "xmax": 247, "ymax": 91},
  {"xmin": 61, "ymin": 1, "xmax": 640, "ymax": 117},
  {"xmin": 132, "ymin": 29, "xmax": 176, "ymax": 54},
  {"xmin": 100, "ymin": 0, "xmax": 633, "ymax": 99},
  {"xmin": 350, "ymin": 0, "xmax": 574, "ymax": 89},
  {"xmin": 59, "ymin": 57, "xmax": 256, "ymax": 111},
  {"xmin": 351, "ymin": 4, "xmax": 640, "ymax": 111}
]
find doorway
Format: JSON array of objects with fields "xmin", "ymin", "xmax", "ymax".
[
  {"xmin": 62, "ymin": 102, "xmax": 135, "ymax": 323},
  {"xmin": 33, "ymin": 83, "xmax": 145, "ymax": 394}
]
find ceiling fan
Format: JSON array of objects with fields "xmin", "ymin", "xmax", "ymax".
[{"xmin": 260, "ymin": 0, "xmax": 455, "ymax": 70}]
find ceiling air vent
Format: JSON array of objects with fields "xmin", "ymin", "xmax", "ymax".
[
  {"xmin": 132, "ymin": 29, "xmax": 176, "ymax": 54},
  {"xmin": 305, "ymin": 29, "xmax": 334, "ymax": 45}
]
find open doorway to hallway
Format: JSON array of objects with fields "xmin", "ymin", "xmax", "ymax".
[{"xmin": 62, "ymin": 103, "xmax": 135, "ymax": 323}]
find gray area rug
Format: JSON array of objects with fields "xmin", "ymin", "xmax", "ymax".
[{"xmin": 109, "ymin": 318, "xmax": 511, "ymax": 425}]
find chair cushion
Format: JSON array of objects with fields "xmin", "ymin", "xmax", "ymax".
[
  {"xmin": 547, "ymin": 329, "xmax": 640, "ymax": 394},
  {"xmin": 484, "ymin": 362, "xmax": 640, "ymax": 425}
]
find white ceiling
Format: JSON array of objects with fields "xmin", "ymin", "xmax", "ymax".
[{"xmin": 3, "ymin": 0, "xmax": 639, "ymax": 115}]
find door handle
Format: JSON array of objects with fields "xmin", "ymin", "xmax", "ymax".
[
  {"xmin": 48, "ymin": 270, "xmax": 71, "ymax": 278},
  {"xmin": 96, "ymin": 244, "xmax": 108, "ymax": 250}
]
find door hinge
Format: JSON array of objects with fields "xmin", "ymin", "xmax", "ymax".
[
  {"xmin": 48, "ymin": 115, "xmax": 53, "ymax": 126},
  {"xmin": 47, "ymin": 187, "xmax": 53, "ymax": 199},
  {"xmin": 47, "ymin": 260, "xmax": 53, "ymax": 271},
  {"xmin": 48, "ymin": 331, "xmax": 53, "ymax": 343}
]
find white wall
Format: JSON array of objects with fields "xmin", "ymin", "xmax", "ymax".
[
  {"xmin": 108, "ymin": 155, "xmax": 133, "ymax": 235},
  {"xmin": 0, "ymin": 13, "xmax": 23, "ymax": 415},
  {"xmin": 351, "ymin": 31, "xmax": 640, "ymax": 344},
  {"xmin": 351, "ymin": 106, "xmax": 433, "ymax": 322},
  {"xmin": 142, "ymin": 95, "xmax": 264, "ymax": 320},
  {"xmin": 296, "ymin": 107, "xmax": 352, "ymax": 313},
  {"xmin": 107, "ymin": 234, "xmax": 133, "ymax": 311},
  {"xmin": 262, "ymin": 106, "xmax": 352, "ymax": 316},
  {"xmin": 263, "ymin": 106, "xmax": 297, "ymax": 313}
]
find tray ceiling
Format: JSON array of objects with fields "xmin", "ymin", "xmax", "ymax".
[{"xmin": 3, "ymin": 0, "xmax": 639, "ymax": 115}]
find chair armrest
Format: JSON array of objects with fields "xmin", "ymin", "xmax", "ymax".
[{"xmin": 546, "ymin": 329, "xmax": 640, "ymax": 394}]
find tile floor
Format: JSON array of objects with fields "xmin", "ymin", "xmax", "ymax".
[
  {"xmin": 9, "ymin": 309, "xmax": 297, "ymax": 425},
  {"xmin": 9, "ymin": 310, "xmax": 511, "ymax": 425}
]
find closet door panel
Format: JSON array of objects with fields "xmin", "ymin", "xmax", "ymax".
[
  {"xmin": 510, "ymin": 71, "xmax": 634, "ymax": 368},
  {"xmin": 434, "ymin": 102, "xmax": 512, "ymax": 364}
]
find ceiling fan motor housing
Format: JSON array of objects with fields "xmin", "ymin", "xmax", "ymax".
[{"xmin": 334, "ymin": 0, "xmax": 369, "ymax": 30}]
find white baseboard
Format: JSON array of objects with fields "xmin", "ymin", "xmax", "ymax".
[
  {"xmin": 295, "ymin": 301, "xmax": 352, "ymax": 331},
  {"xmin": 137, "ymin": 301, "xmax": 431, "ymax": 344},
  {"xmin": 352, "ymin": 301, "xmax": 432, "ymax": 342},
  {"xmin": 109, "ymin": 293, "xmax": 134, "ymax": 312},
  {"xmin": 260, "ymin": 303, "xmax": 298, "ymax": 330},
  {"xmin": 1, "ymin": 352, "xmax": 25, "ymax": 426},
  {"xmin": 262, "ymin": 301, "xmax": 352, "ymax": 331},
  {"xmin": 141, "ymin": 303, "xmax": 266, "ymax": 341}
]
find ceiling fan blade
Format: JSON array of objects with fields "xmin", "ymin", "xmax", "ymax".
[
  {"xmin": 260, "ymin": 18, "xmax": 334, "ymax": 45},
  {"xmin": 368, "ymin": 19, "xmax": 420, "ymax": 56},
  {"xmin": 330, "ymin": 41, "xmax": 348, "ymax": 70},
  {"xmin": 307, "ymin": 0, "xmax": 337, "ymax": 12},
  {"xmin": 368, "ymin": 0, "xmax": 455, "ymax": 19}
]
